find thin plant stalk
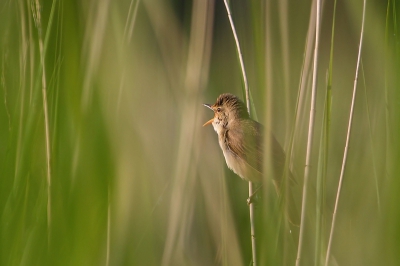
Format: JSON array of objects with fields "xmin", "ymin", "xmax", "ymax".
[
  {"xmin": 222, "ymin": 1, "xmax": 256, "ymax": 265},
  {"xmin": 325, "ymin": 0, "xmax": 367, "ymax": 264},
  {"xmin": 384, "ymin": 0, "xmax": 396, "ymax": 194},
  {"xmin": 296, "ymin": 0, "xmax": 321, "ymax": 264},
  {"xmin": 123, "ymin": 0, "xmax": 140, "ymax": 44},
  {"xmin": 314, "ymin": 94, "xmax": 329, "ymax": 265},
  {"xmin": 106, "ymin": 188, "xmax": 111, "ymax": 266},
  {"xmin": 222, "ymin": 0, "xmax": 250, "ymax": 113},
  {"xmin": 314, "ymin": 0, "xmax": 336, "ymax": 263},
  {"xmin": 278, "ymin": 0, "xmax": 291, "ymax": 144},
  {"xmin": 33, "ymin": 0, "xmax": 52, "ymax": 244},
  {"xmin": 361, "ymin": 62, "xmax": 380, "ymax": 212},
  {"xmin": 289, "ymin": 0, "xmax": 316, "ymax": 178}
]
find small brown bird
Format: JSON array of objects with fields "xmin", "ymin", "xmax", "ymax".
[
  {"xmin": 203, "ymin": 93, "xmax": 287, "ymax": 190},
  {"xmin": 203, "ymin": 93, "xmax": 300, "ymax": 227}
]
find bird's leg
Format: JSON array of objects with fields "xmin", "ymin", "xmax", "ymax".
[{"xmin": 247, "ymin": 183, "xmax": 263, "ymax": 205}]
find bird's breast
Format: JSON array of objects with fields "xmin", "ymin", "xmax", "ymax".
[{"xmin": 218, "ymin": 134, "xmax": 261, "ymax": 183}]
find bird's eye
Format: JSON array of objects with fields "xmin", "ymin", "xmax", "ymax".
[{"xmin": 217, "ymin": 107, "xmax": 221, "ymax": 112}]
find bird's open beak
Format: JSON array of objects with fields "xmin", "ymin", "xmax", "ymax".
[
  {"xmin": 203, "ymin": 118, "xmax": 214, "ymax": 127},
  {"xmin": 203, "ymin": 103, "xmax": 214, "ymax": 127}
]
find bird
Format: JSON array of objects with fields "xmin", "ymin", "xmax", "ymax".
[{"xmin": 203, "ymin": 93, "xmax": 289, "ymax": 194}]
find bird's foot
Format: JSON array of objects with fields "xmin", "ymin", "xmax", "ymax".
[
  {"xmin": 247, "ymin": 184, "xmax": 263, "ymax": 205},
  {"xmin": 247, "ymin": 194, "xmax": 257, "ymax": 205}
]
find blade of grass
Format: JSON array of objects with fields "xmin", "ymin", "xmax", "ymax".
[
  {"xmin": 43, "ymin": 0, "xmax": 58, "ymax": 56},
  {"xmin": 32, "ymin": 0, "xmax": 53, "ymax": 244},
  {"xmin": 1, "ymin": 57, "xmax": 11, "ymax": 132},
  {"xmin": 110, "ymin": 4, "xmax": 141, "ymax": 261},
  {"xmin": 81, "ymin": 0, "xmax": 110, "ymax": 111},
  {"xmin": 106, "ymin": 188, "xmax": 111, "ymax": 266},
  {"xmin": 296, "ymin": 0, "xmax": 322, "ymax": 264},
  {"xmin": 278, "ymin": 0, "xmax": 317, "ymax": 261},
  {"xmin": 263, "ymin": 2, "xmax": 284, "ymax": 264},
  {"xmin": 314, "ymin": 0, "xmax": 336, "ymax": 264},
  {"xmin": 289, "ymin": 0, "xmax": 316, "ymax": 177},
  {"xmin": 314, "ymin": 90, "xmax": 330, "ymax": 266},
  {"xmin": 123, "ymin": 0, "xmax": 140, "ymax": 44},
  {"xmin": 50, "ymin": 1, "xmax": 63, "ymax": 149},
  {"xmin": 278, "ymin": 0, "xmax": 291, "ymax": 144},
  {"xmin": 384, "ymin": 0, "xmax": 396, "ymax": 191},
  {"xmin": 360, "ymin": 62, "xmax": 380, "ymax": 212},
  {"xmin": 324, "ymin": 0, "xmax": 367, "ymax": 264}
]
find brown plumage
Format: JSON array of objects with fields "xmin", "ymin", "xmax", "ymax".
[
  {"xmin": 203, "ymin": 93, "xmax": 286, "ymax": 185},
  {"xmin": 203, "ymin": 93, "xmax": 299, "ymax": 226}
]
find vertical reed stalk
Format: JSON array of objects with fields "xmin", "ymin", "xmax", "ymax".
[
  {"xmin": 222, "ymin": 0, "xmax": 250, "ymax": 113},
  {"xmin": 222, "ymin": 0, "xmax": 256, "ymax": 264},
  {"xmin": 324, "ymin": 0, "xmax": 367, "ymax": 264},
  {"xmin": 296, "ymin": 0, "xmax": 321, "ymax": 264}
]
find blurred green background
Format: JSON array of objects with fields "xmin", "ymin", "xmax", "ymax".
[{"xmin": 0, "ymin": 0, "xmax": 399, "ymax": 265}]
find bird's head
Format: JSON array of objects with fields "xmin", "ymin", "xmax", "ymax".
[{"xmin": 203, "ymin": 93, "xmax": 249, "ymax": 133}]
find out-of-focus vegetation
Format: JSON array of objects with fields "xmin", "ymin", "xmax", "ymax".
[{"xmin": 0, "ymin": 0, "xmax": 399, "ymax": 265}]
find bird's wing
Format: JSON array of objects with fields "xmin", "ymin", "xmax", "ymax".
[
  {"xmin": 226, "ymin": 119, "xmax": 299, "ymax": 226},
  {"xmin": 225, "ymin": 119, "xmax": 287, "ymax": 181},
  {"xmin": 224, "ymin": 119, "xmax": 263, "ymax": 174}
]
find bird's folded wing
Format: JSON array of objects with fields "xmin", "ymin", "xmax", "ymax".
[
  {"xmin": 224, "ymin": 119, "xmax": 263, "ymax": 174},
  {"xmin": 225, "ymin": 119, "xmax": 287, "ymax": 181}
]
